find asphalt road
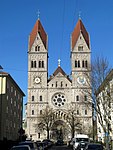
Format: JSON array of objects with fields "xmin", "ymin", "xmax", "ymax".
[{"xmin": 48, "ymin": 145, "xmax": 73, "ymax": 150}]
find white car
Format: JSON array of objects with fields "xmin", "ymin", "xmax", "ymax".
[
  {"xmin": 73, "ymin": 134, "xmax": 90, "ymax": 150},
  {"xmin": 10, "ymin": 145, "xmax": 31, "ymax": 150}
]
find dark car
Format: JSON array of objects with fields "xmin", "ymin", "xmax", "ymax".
[
  {"xmin": 77, "ymin": 141, "xmax": 88, "ymax": 150},
  {"xmin": 18, "ymin": 141, "xmax": 38, "ymax": 150},
  {"xmin": 56, "ymin": 139, "xmax": 64, "ymax": 146},
  {"xmin": 10, "ymin": 145, "xmax": 31, "ymax": 150},
  {"xmin": 84, "ymin": 143, "xmax": 104, "ymax": 150}
]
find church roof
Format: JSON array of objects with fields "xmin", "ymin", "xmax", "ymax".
[
  {"xmin": 48, "ymin": 66, "xmax": 71, "ymax": 82},
  {"xmin": 72, "ymin": 19, "xmax": 90, "ymax": 49},
  {"xmin": 29, "ymin": 19, "xmax": 47, "ymax": 49}
]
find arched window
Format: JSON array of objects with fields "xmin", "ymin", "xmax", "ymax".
[
  {"xmin": 34, "ymin": 61, "xmax": 36, "ymax": 68},
  {"xmin": 75, "ymin": 60, "xmax": 77, "ymax": 67},
  {"xmin": 35, "ymin": 46, "xmax": 37, "ymax": 51},
  {"xmin": 85, "ymin": 60, "xmax": 88, "ymax": 68},
  {"xmin": 56, "ymin": 81, "xmax": 57, "ymax": 87},
  {"xmin": 32, "ymin": 110, "xmax": 34, "ymax": 115},
  {"xmin": 40, "ymin": 110, "xmax": 42, "ymax": 115},
  {"xmin": 82, "ymin": 60, "xmax": 85, "ymax": 68},
  {"xmin": 32, "ymin": 96, "xmax": 34, "ymax": 101},
  {"xmin": 78, "ymin": 60, "xmax": 80, "ymax": 67},
  {"xmin": 31, "ymin": 61, "xmax": 33, "ymax": 68},
  {"xmin": 84, "ymin": 95, "xmax": 87, "ymax": 101},
  {"xmin": 61, "ymin": 81, "xmax": 63, "ymax": 87},
  {"xmin": 40, "ymin": 96, "xmax": 42, "ymax": 101},
  {"xmin": 31, "ymin": 60, "xmax": 37, "ymax": 68},
  {"xmin": 76, "ymin": 95, "xmax": 79, "ymax": 101},
  {"xmin": 77, "ymin": 110, "xmax": 79, "ymax": 115},
  {"xmin": 39, "ymin": 61, "xmax": 41, "ymax": 68},
  {"xmin": 85, "ymin": 110, "xmax": 87, "ymax": 115},
  {"xmin": 42, "ymin": 61, "xmax": 44, "ymax": 68},
  {"xmin": 39, "ymin": 61, "xmax": 44, "ymax": 68}
]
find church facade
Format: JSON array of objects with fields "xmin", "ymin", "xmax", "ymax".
[{"xmin": 26, "ymin": 18, "xmax": 92, "ymax": 141}]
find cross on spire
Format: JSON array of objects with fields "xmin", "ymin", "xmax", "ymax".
[
  {"xmin": 78, "ymin": 11, "xmax": 81, "ymax": 19},
  {"xmin": 58, "ymin": 59, "xmax": 61, "ymax": 67},
  {"xmin": 37, "ymin": 10, "xmax": 40, "ymax": 20}
]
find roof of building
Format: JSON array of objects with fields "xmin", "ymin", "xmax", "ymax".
[
  {"xmin": 0, "ymin": 71, "xmax": 25, "ymax": 96},
  {"xmin": 72, "ymin": 19, "xmax": 90, "ymax": 49},
  {"xmin": 96, "ymin": 69, "xmax": 113, "ymax": 95},
  {"xmin": 48, "ymin": 66, "xmax": 71, "ymax": 82},
  {"xmin": 29, "ymin": 19, "xmax": 47, "ymax": 50}
]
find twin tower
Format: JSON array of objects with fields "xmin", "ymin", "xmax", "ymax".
[{"xmin": 26, "ymin": 18, "xmax": 92, "ymax": 141}]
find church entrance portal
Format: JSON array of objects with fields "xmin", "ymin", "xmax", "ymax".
[{"xmin": 50, "ymin": 120, "xmax": 70, "ymax": 141}]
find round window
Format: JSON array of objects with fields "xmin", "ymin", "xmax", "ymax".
[{"xmin": 52, "ymin": 93, "xmax": 66, "ymax": 107}]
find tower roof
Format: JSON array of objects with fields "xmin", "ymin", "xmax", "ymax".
[
  {"xmin": 72, "ymin": 19, "xmax": 90, "ymax": 49},
  {"xmin": 29, "ymin": 19, "xmax": 47, "ymax": 49}
]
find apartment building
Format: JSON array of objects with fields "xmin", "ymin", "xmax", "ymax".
[
  {"xmin": 0, "ymin": 70, "xmax": 25, "ymax": 141},
  {"xmin": 96, "ymin": 69, "xmax": 113, "ymax": 143}
]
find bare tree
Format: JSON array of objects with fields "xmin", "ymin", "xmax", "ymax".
[
  {"xmin": 36, "ymin": 106, "xmax": 55, "ymax": 139},
  {"xmin": 66, "ymin": 105, "xmax": 82, "ymax": 139},
  {"xmin": 85, "ymin": 56, "xmax": 111, "ymax": 146}
]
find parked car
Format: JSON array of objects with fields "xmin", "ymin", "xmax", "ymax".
[
  {"xmin": 35, "ymin": 141, "xmax": 48, "ymax": 150},
  {"xmin": 56, "ymin": 139, "xmax": 64, "ymax": 146},
  {"xmin": 10, "ymin": 145, "xmax": 31, "ymax": 150},
  {"xmin": 84, "ymin": 143, "xmax": 104, "ymax": 150},
  {"xmin": 73, "ymin": 134, "xmax": 90, "ymax": 150},
  {"xmin": 77, "ymin": 141, "xmax": 88, "ymax": 150},
  {"xmin": 18, "ymin": 141, "xmax": 38, "ymax": 150},
  {"xmin": 42, "ymin": 139, "xmax": 53, "ymax": 148}
]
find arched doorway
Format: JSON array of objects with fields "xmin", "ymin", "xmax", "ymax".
[{"xmin": 51, "ymin": 119, "xmax": 70, "ymax": 141}]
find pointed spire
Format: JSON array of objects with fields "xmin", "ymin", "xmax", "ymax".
[
  {"xmin": 29, "ymin": 18, "xmax": 47, "ymax": 50},
  {"xmin": 71, "ymin": 19, "xmax": 90, "ymax": 49}
]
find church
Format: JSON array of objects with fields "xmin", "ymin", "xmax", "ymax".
[{"xmin": 26, "ymin": 17, "xmax": 93, "ymax": 141}]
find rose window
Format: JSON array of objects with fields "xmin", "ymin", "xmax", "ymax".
[{"xmin": 52, "ymin": 93, "xmax": 66, "ymax": 107}]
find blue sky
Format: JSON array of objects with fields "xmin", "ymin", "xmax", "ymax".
[{"xmin": 0, "ymin": 0, "xmax": 113, "ymax": 117}]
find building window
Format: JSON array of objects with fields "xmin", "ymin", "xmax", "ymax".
[
  {"xmin": 56, "ymin": 81, "xmax": 57, "ymax": 87},
  {"xmin": 82, "ymin": 60, "xmax": 85, "ymax": 68},
  {"xmin": 35, "ymin": 46, "xmax": 37, "ymax": 51},
  {"xmin": 42, "ymin": 61, "xmax": 44, "ymax": 68},
  {"xmin": 85, "ymin": 60, "xmax": 88, "ymax": 68},
  {"xmin": 78, "ymin": 60, "xmax": 80, "ymax": 67},
  {"xmin": 35, "ymin": 45, "xmax": 40, "ymax": 51},
  {"xmin": 75, "ymin": 60, "xmax": 77, "ymax": 67},
  {"xmin": 40, "ymin": 110, "xmax": 42, "ymax": 115},
  {"xmin": 39, "ymin": 61, "xmax": 44, "ymax": 68},
  {"xmin": 38, "ymin": 46, "xmax": 40, "ymax": 51},
  {"xmin": 32, "ymin": 110, "xmax": 34, "ymax": 115},
  {"xmin": 32, "ymin": 96, "xmax": 34, "ymax": 101},
  {"xmin": 31, "ymin": 60, "xmax": 37, "ymax": 68},
  {"xmin": 40, "ymin": 96, "xmax": 42, "ymax": 101},
  {"xmin": 61, "ymin": 81, "xmax": 63, "ymax": 87},
  {"xmin": 84, "ymin": 95, "xmax": 87, "ymax": 101},
  {"xmin": 78, "ymin": 46, "xmax": 83, "ymax": 51},
  {"xmin": 76, "ymin": 95, "xmax": 79, "ymax": 101},
  {"xmin": 85, "ymin": 110, "xmax": 87, "ymax": 115},
  {"xmin": 31, "ymin": 61, "xmax": 33, "ymax": 68},
  {"xmin": 77, "ymin": 110, "xmax": 79, "ymax": 115},
  {"xmin": 38, "ymin": 133, "xmax": 40, "ymax": 138}
]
